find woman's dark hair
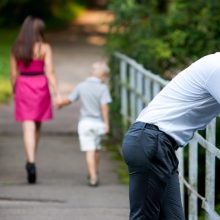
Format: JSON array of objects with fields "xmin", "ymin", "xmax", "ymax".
[{"xmin": 12, "ymin": 16, "xmax": 45, "ymax": 66}]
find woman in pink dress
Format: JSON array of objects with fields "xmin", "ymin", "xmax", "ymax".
[{"xmin": 10, "ymin": 16, "xmax": 60, "ymax": 184}]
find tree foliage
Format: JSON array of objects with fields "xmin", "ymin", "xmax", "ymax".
[
  {"xmin": 107, "ymin": 1, "xmax": 220, "ymax": 217},
  {"xmin": 0, "ymin": 0, "xmax": 87, "ymax": 27},
  {"xmin": 106, "ymin": 0, "xmax": 220, "ymax": 77}
]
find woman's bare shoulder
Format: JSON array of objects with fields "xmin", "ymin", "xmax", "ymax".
[
  {"xmin": 37, "ymin": 42, "xmax": 51, "ymax": 51},
  {"xmin": 33, "ymin": 42, "xmax": 52, "ymax": 59},
  {"xmin": 41, "ymin": 43, "xmax": 53, "ymax": 55}
]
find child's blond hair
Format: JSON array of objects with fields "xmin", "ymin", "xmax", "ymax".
[{"xmin": 91, "ymin": 61, "xmax": 110, "ymax": 78}]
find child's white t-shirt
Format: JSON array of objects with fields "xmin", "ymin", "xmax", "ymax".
[{"xmin": 68, "ymin": 76, "xmax": 112, "ymax": 122}]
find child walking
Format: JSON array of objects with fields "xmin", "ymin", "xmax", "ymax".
[{"xmin": 57, "ymin": 62, "xmax": 112, "ymax": 186}]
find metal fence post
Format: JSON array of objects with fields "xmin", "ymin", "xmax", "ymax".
[
  {"xmin": 144, "ymin": 77, "xmax": 151, "ymax": 105},
  {"xmin": 152, "ymin": 81, "xmax": 160, "ymax": 97},
  {"xmin": 205, "ymin": 119, "xmax": 216, "ymax": 220},
  {"xmin": 137, "ymin": 72, "xmax": 143, "ymax": 114},
  {"xmin": 176, "ymin": 147, "xmax": 185, "ymax": 210},
  {"xmin": 189, "ymin": 137, "xmax": 198, "ymax": 220},
  {"xmin": 120, "ymin": 60, "xmax": 128, "ymax": 127},
  {"xmin": 129, "ymin": 66, "xmax": 136, "ymax": 122}
]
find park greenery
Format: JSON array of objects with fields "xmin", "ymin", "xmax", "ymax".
[
  {"xmin": 1, "ymin": 1, "xmax": 220, "ymax": 215},
  {"xmin": 0, "ymin": 29, "xmax": 17, "ymax": 102},
  {"xmin": 0, "ymin": 0, "xmax": 87, "ymax": 27},
  {"xmin": 106, "ymin": 0, "xmax": 220, "ymax": 218},
  {"xmin": 107, "ymin": 0, "xmax": 220, "ymax": 78}
]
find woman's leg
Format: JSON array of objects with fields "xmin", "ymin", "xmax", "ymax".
[
  {"xmin": 35, "ymin": 122, "xmax": 42, "ymax": 153},
  {"xmin": 22, "ymin": 121, "xmax": 37, "ymax": 163},
  {"xmin": 22, "ymin": 121, "xmax": 38, "ymax": 184}
]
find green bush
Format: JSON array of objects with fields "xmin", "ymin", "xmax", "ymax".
[
  {"xmin": 0, "ymin": 0, "xmax": 86, "ymax": 28},
  {"xmin": 104, "ymin": 141, "xmax": 129, "ymax": 184},
  {"xmin": 0, "ymin": 78, "xmax": 11, "ymax": 103},
  {"xmin": 0, "ymin": 28, "xmax": 17, "ymax": 103},
  {"xmin": 107, "ymin": 0, "xmax": 220, "ymax": 215},
  {"xmin": 106, "ymin": 0, "xmax": 220, "ymax": 77}
]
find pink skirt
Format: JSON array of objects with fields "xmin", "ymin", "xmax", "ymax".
[{"xmin": 15, "ymin": 75, "xmax": 53, "ymax": 122}]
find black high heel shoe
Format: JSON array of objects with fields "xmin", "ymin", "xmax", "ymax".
[
  {"xmin": 25, "ymin": 162, "xmax": 37, "ymax": 184},
  {"xmin": 88, "ymin": 176, "xmax": 99, "ymax": 187}
]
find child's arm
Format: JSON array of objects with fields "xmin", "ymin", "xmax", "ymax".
[
  {"xmin": 56, "ymin": 97, "xmax": 71, "ymax": 109},
  {"xmin": 101, "ymin": 103, "xmax": 109, "ymax": 133},
  {"xmin": 56, "ymin": 85, "xmax": 80, "ymax": 109}
]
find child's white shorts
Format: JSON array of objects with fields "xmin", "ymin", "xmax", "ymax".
[{"xmin": 77, "ymin": 119, "xmax": 106, "ymax": 152}]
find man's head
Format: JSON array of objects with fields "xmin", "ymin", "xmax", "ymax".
[{"xmin": 91, "ymin": 61, "xmax": 110, "ymax": 82}]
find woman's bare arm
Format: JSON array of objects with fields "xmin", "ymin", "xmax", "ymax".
[
  {"xmin": 10, "ymin": 54, "xmax": 18, "ymax": 93},
  {"xmin": 44, "ymin": 43, "xmax": 60, "ymax": 99}
]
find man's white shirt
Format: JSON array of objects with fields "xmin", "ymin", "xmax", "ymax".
[{"xmin": 137, "ymin": 52, "xmax": 220, "ymax": 146}]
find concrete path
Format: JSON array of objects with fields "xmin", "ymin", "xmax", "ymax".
[{"xmin": 0, "ymin": 10, "xmax": 129, "ymax": 220}]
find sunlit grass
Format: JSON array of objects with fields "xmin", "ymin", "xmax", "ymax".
[
  {"xmin": 104, "ymin": 141, "xmax": 129, "ymax": 185},
  {"xmin": 0, "ymin": 28, "xmax": 17, "ymax": 103},
  {"xmin": 0, "ymin": 78, "xmax": 11, "ymax": 103},
  {"xmin": 48, "ymin": 1, "xmax": 85, "ymax": 27}
]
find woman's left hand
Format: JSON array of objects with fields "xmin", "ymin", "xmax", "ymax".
[{"xmin": 54, "ymin": 95, "xmax": 63, "ymax": 109}]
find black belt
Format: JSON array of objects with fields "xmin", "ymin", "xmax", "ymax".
[
  {"xmin": 135, "ymin": 122, "xmax": 179, "ymax": 151},
  {"xmin": 144, "ymin": 123, "xmax": 179, "ymax": 150},
  {"xmin": 20, "ymin": 72, "xmax": 44, "ymax": 76}
]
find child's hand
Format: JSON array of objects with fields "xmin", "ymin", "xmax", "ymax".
[
  {"xmin": 54, "ymin": 97, "xmax": 71, "ymax": 109},
  {"xmin": 54, "ymin": 96, "xmax": 63, "ymax": 109}
]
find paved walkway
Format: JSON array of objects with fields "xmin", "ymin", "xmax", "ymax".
[{"xmin": 0, "ymin": 10, "xmax": 129, "ymax": 220}]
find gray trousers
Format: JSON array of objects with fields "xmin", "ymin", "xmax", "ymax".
[{"xmin": 122, "ymin": 122, "xmax": 185, "ymax": 220}]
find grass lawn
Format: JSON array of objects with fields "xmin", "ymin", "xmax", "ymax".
[
  {"xmin": 104, "ymin": 139, "xmax": 129, "ymax": 185},
  {"xmin": 0, "ymin": 29, "xmax": 18, "ymax": 103}
]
